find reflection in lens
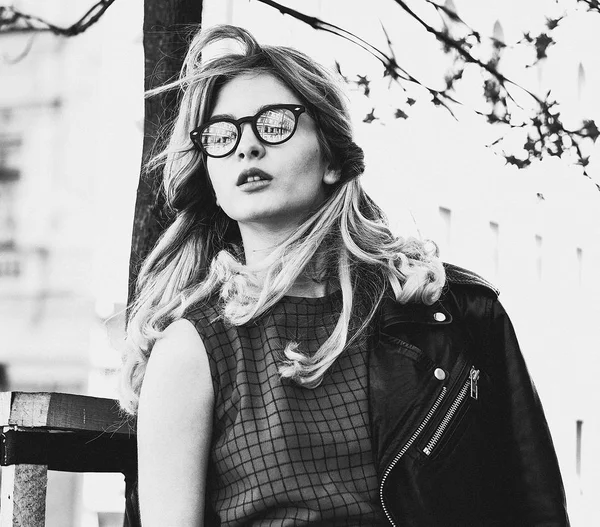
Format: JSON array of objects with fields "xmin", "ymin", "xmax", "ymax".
[
  {"xmin": 201, "ymin": 121, "xmax": 238, "ymax": 155},
  {"xmin": 256, "ymin": 109, "xmax": 295, "ymax": 143}
]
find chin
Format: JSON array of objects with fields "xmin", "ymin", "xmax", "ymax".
[{"xmin": 238, "ymin": 209, "xmax": 307, "ymax": 227}]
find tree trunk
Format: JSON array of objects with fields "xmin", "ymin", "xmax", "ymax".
[{"xmin": 128, "ymin": 0, "xmax": 203, "ymax": 306}]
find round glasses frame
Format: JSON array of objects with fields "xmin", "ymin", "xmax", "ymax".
[{"xmin": 189, "ymin": 104, "xmax": 306, "ymax": 158}]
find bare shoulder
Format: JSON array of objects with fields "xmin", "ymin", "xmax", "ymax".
[
  {"xmin": 147, "ymin": 319, "xmax": 208, "ymax": 372},
  {"xmin": 153, "ymin": 318, "xmax": 205, "ymax": 354},
  {"xmin": 141, "ymin": 319, "xmax": 213, "ymax": 408}
]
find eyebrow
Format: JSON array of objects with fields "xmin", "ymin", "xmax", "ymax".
[{"xmin": 208, "ymin": 103, "xmax": 295, "ymax": 121}]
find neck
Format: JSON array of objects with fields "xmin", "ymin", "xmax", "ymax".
[
  {"xmin": 238, "ymin": 222, "xmax": 330, "ymax": 298},
  {"xmin": 239, "ymin": 222, "xmax": 297, "ymax": 267},
  {"xmin": 285, "ymin": 276, "xmax": 330, "ymax": 298}
]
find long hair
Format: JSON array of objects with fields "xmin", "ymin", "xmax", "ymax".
[{"xmin": 119, "ymin": 24, "xmax": 445, "ymax": 415}]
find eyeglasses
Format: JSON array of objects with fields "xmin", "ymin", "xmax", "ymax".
[{"xmin": 190, "ymin": 104, "xmax": 306, "ymax": 158}]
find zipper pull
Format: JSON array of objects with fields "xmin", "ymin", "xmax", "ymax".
[{"xmin": 470, "ymin": 368, "xmax": 480, "ymax": 400}]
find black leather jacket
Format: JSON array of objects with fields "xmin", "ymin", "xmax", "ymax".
[{"xmin": 370, "ymin": 264, "xmax": 569, "ymax": 526}]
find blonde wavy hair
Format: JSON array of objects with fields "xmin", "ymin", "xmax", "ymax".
[{"xmin": 119, "ymin": 24, "xmax": 445, "ymax": 415}]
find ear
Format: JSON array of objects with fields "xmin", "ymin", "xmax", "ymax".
[{"xmin": 322, "ymin": 167, "xmax": 341, "ymax": 185}]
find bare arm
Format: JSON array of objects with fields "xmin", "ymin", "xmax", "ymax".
[{"xmin": 137, "ymin": 319, "xmax": 214, "ymax": 527}]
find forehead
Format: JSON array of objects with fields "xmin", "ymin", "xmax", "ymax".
[{"xmin": 210, "ymin": 73, "xmax": 302, "ymax": 117}]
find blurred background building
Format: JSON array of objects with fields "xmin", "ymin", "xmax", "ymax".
[
  {"xmin": 1, "ymin": 0, "xmax": 599, "ymax": 525},
  {"xmin": 1, "ymin": 0, "xmax": 141, "ymax": 525}
]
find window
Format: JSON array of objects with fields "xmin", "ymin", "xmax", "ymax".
[
  {"xmin": 489, "ymin": 221, "xmax": 499, "ymax": 279},
  {"xmin": 535, "ymin": 234, "xmax": 543, "ymax": 281},
  {"xmin": 439, "ymin": 207, "xmax": 452, "ymax": 257},
  {"xmin": 0, "ymin": 135, "xmax": 22, "ymax": 278},
  {"xmin": 578, "ymin": 62, "xmax": 586, "ymax": 102}
]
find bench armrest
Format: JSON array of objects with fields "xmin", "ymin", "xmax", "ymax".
[{"xmin": 0, "ymin": 391, "xmax": 137, "ymax": 473}]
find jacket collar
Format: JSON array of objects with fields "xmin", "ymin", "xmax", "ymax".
[{"xmin": 379, "ymin": 295, "xmax": 453, "ymax": 328}]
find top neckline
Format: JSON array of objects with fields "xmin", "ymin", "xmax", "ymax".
[{"xmin": 281, "ymin": 288, "xmax": 342, "ymax": 304}]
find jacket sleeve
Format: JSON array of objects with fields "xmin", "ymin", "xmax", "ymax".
[{"xmin": 487, "ymin": 297, "xmax": 569, "ymax": 526}]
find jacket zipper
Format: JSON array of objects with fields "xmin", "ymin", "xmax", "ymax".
[
  {"xmin": 422, "ymin": 367, "xmax": 480, "ymax": 456},
  {"xmin": 379, "ymin": 386, "xmax": 447, "ymax": 527},
  {"xmin": 378, "ymin": 365, "xmax": 480, "ymax": 526}
]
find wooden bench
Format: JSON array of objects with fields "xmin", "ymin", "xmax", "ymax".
[{"xmin": 0, "ymin": 391, "xmax": 137, "ymax": 527}]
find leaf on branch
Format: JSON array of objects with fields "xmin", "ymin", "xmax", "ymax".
[
  {"xmin": 534, "ymin": 33, "xmax": 555, "ymax": 60},
  {"xmin": 577, "ymin": 156, "xmax": 590, "ymax": 167},
  {"xmin": 379, "ymin": 22, "xmax": 398, "ymax": 63},
  {"xmin": 580, "ymin": 0, "xmax": 600, "ymax": 13},
  {"xmin": 546, "ymin": 17, "xmax": 563, "ymax": 30},
  {"xmin": 455, "ymin": 36, "xmax": 474, "ymax": 52},
  {"xmin": 483, "ymin": 79, "xmax": 501, "ymax": 105},
  {"xmin": 487, "ymin": 56, "xmax": 500, "ymax": 71},
  {"xmin": 439, "ymin": 27, "xmax": 454, "ymax": 53},
  {"xmin": 437, "ymin": 3, "xmax": 462, "ymax": 23},
  {"xmin": 394, "ymin": 108, "xmax": 408, "ymax": 119},
  {"xmin": 444, "ymin": 70, "xmax": 462, "ymax": 90},
  {"xmin": 487, "ymin": 113, "xmax": 501, "ymax": 124},
  {"xmin": 0, "ymin": 6, "xmax": 18, "ymax": 25},
  {"xmin": 334, "ymin": 61, "xmax": 348, "ymax": 83},
  {"xmin": 549, "ymin": 137, "xmax": 564, "ymax": 156},
  {"xmin": 383, "ymin": 58, "xmax": 401, "ymax": 81},
  {"xmin": 356, "ymin": 75, "xmax": 371, "ymax": 97},
  {"xmin": 492, "ymin": 37, "xmax": 506, "ymax": 51},
  {"xmin": 522, "ymin": 32, "xmax": 534, "ymax": 43},
  {"xmin": 363, "ymin": 109, "xmax": 377, "ymax": 123},
  {"xmin": 581, "ymin": 120, "xmax": 599, "ymax": 141},
  {"xmin": 524, "ymin": 136, "xmax": 540, "ymax": 154},
  {"xmin": 487, "ymin": 136, "xmax": 504, "ymax": 148},
  {"xmin": 406, "ymin": 97, "xmax": 416, "ymax": 106},
  {"xmin": 504, "ymin": 155, "xmax": 532, "ymax": 169}
]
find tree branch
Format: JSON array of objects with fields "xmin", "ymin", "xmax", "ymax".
[
  {"xmin": 254, "ymin": 0, "xmax": 463, "ymax": 115},
  {"xmin": 0, "ymin": 1, "xmax": 115, "ymax": 36},
  {"xmin": 578, "ymin": 0, "xmax": 600, "ymax": 13},
  {"xmin": 255, "ymin": 0, "xmax": 407, "ymax": 77},
  {"xmin": 256, "ymin": 0, "xmax": 598, "ymax": 179},
  {"xmin": 390, "ymin": 0, "xmax": 541, "ymax": 103}
]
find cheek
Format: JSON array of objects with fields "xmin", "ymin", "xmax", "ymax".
[
  {"xmin": 309, "ymin": 147, "xmax": 329, "ymax": 181},
  {"xmin": 310, "ymin": 138, "xmax": 329, "ymax": 171},
  {"xmin": 292, "ymin": 139, "xmax": 327, "ymax": 173},
  {"xmin": 206, "ymin": 160, "xmax": 225, "ymax": 194},
  {"xmin": 206, "ymin": 158, "xmax": 216, "ymax": 181}
]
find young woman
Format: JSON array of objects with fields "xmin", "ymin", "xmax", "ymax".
[{"xmin": 120, "ymin": 24, "xmax": 569, "ymax": 527}]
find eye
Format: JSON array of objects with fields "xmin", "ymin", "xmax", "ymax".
[
  {"xmin": 201, "ymin": 122, "xmax": 238, "ymax": 155},
  {"xmin": 256, "ymin": 108, "xmax": 296, "ymax": 142}
]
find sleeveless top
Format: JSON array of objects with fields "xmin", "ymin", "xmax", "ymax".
[{"xmin": 186, "ymin": 290, "xmax": 388, "ymax": 526}]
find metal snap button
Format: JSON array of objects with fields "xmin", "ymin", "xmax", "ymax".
[
  {"xmin": 434, "ymin": 368, "xmax": 446, "ymax": 381},
  {"xmin": 433, "ymin": 312, "xmax": 446, "ymax": 322}
]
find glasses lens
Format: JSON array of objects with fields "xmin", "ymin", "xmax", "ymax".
[
  {"xmin": 256, "ymin": 108, "xmax": 296, "ymax": 144},
  {"xmin": 200, "ymin": 121, "xmax": 238, "ymax": 156}
]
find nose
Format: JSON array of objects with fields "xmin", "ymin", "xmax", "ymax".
[{"xmin": 236, "ymin": 122, "xmax": 266, "ymax": 160}]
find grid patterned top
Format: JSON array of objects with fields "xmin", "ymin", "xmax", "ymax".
[{"xmin": 186, "ymin": 289, "xmax": 388, "ymax": 526}]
